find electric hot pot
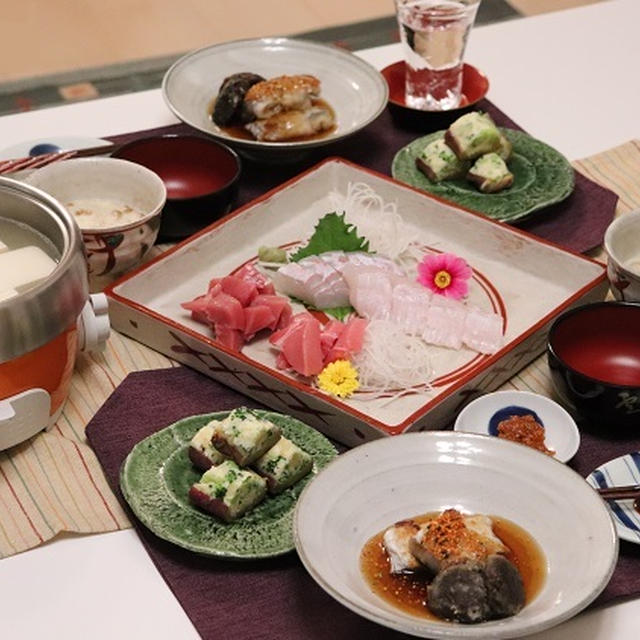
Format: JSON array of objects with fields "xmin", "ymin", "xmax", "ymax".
[{"xmin": 0, "ymin": 177, "xmax": 109, "ymax": 450}]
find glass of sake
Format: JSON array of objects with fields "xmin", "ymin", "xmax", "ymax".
[{"xmin": 395, "ymin": 0, "xmax": 481, "ymax": 111}]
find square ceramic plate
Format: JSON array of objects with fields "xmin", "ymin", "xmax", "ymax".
[{"xmin": 106, "ymin": 158, "xmax": 607, "ymax": 446}]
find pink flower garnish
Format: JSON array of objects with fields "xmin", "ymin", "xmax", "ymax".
[{"xmin": 417, "ymin": 253, "xmax": 472, "ymax": 300}]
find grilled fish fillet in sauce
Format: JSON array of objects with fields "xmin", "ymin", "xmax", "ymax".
[
  {"xmin": 245, "ymin": 106, "xmax": 335, "ymax": 142},
  {"xmin": 410, "ymin": 509, "xmax": 506, "ymax": 573},
  {"xmin": 244, "ymin": 74, "xmax": 321, "ymax": 119}
]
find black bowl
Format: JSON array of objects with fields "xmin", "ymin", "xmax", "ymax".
[
  {"xmin": 114, "ymin": 134, "xmax": 241, "ymax": 239},
  {"xmin": 547, "ymin": 301, "xmax": 640, "ymax": 429}
]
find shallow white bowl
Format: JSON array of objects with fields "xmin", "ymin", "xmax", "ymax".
[
  {"xmin": 453, "ymin": 390, "xmax": 580, "ymax": 463},
  {"xmin": 162, "ymin": 37, "xmax": 388, "ymax": 161},
  {"xmin": 294, "ymin": 432, "xmax": 617, "ymax": 639},
  {"xmin": 26, "ymin": 157, "xmax": 166, "ymax": 290}
]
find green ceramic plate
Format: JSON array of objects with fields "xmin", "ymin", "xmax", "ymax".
[
  {"xmin": 120, "ymin": 410, "xmax": 338, "ymax": 559},
  {"xmin": 391, "ymin": 128, "xmax": 575, "ymax": 223}
]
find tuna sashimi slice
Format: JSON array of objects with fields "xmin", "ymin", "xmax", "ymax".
[
  {"xmin": 320, "ymin": 319, "xmax": 345, "ymax": 356},
  {"xmin": 250, "ymin": 294, "xmax": 292, "ymax": 330},
  {"xmin": 269, "ymin": 312, "xmax": 320, "ymax": 348},
  {"xmin": 281, "ymin": 318, "xmax": 324, "ymax": 377},
  {"xmin": 235, "ymin": 263, "xmax": 274, "ymax": 294},
  {"xmin": 463, "ymin": 307, "xmax": 504, "ymax": 354},
  {"xmin": 220, "ymin": 275, "xmax": 258, "ymax": 306},
  {"xmin": 275, "ymin": 351, "xmax": 292, "ymax": 371},
  {"xmin": 181, "ymin": 294, "xmax": 212, "ymax": 325},
  {"xmin": 243, "ymin": 305, "xmax": 276, "ymax": 340},
  {"xmin": 214, "ymin": 325, "xmax": 244, "ymax": 351},
  {"xmin": 204, "ymin": 292, "xmax": 245, "ymax": 330},
  {"xmin": 325, "ymin": 317, "xmax": 368, "ymax": 363}
]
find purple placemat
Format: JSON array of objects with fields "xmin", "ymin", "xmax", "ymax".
[
  {"xmin": 87, "ymin": 367, "xmax": 640, "ymax": 640},
  {"xmin": 107, "ymin": 101, "xmax": 618, "ymax": 254}
]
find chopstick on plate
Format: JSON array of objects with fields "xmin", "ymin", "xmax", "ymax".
[
  {"xmin": 0, "ymin": 142, "xmax": 116, "ymax": 175},
  {"xmin": 596, "ymin": 484, "xmax": 640, "ymax": 501}
]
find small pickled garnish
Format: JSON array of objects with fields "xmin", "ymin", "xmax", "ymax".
[{"xmin": 497, "ymin": 414, "xmax": 554, "ymax": 456}]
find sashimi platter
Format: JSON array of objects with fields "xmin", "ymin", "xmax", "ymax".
[{"xmin": 106, "ymin": 159, "xmax": 606, "ymax": 445}]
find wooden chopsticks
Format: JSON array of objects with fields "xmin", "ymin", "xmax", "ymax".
[
  {"xmin": 596, "ymin": 484, "xmax": 640, "ymax": 501},
  {"xmin": 0, "ymin": 142, "xmax": 116, "ymax": 175}
]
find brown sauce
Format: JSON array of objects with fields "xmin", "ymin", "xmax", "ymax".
[
  {"xmin": 207, "ymin": 97, "xmax": 337, "ymax": 142},
  {"xmin": 360, "ymin": 512, "xmax": 546, "ymax": 621}
]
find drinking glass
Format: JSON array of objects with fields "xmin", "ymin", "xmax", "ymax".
[{"xmin": 395, "ymin": 0, "xmax": 481, "ymax": 111}]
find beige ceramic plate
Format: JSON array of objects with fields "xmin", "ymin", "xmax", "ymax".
[
  {"xmin": 105, "ymin": 158, "xmax": 607, "ymax": 448},
  {"xmin": 294, "ymin": 432, "xmax": 618, "ymax": 638}
]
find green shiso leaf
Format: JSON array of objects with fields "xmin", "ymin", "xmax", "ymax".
[
  {"xmin": 290, "ymin": 212, "xmax": 370, "ymax": 262},
  {"xmin": 289, "ymin": 296, "xmax": 354, "ymax": 321},
  {"xmin": 322, "ymin": 306, "xmax": 354, "ymax": 322}
]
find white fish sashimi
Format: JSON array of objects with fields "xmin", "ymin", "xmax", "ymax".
[
  {"xmin": 273, "ymin": 251, "xmax": 405, "ymax": 309},
  {"xmin": 422, "ymin": 296, "xmax": 466, "ymax": 350},
  {"xmin": 463, "ymin": 306, "xmax": 504, "ymax": 354},
  {"xmin": 391, "ymin": 282, "xmax": 431, "ymax": 335},
  {"xmin": 348, "ymin": 273, "xmax": 394, "ymax": 320},
  {"xmin": 272, "ymin": 258, "xmax": 349, "ymax": 308},
  {"xmin": 382, "ymin": 520, "xmax": 421, "ymax": 574}
]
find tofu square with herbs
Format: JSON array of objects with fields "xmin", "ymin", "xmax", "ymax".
[
  {"xmin": 212, "ymin": 407, "xmax": 281, "ymax": 466},
  {"xmin": 189, "ymin": 460, "xmax": 267, "ymax": 522},
  {"xmin": 254, "ymin": 437, "xmax": 313, "ymax": 494},
  {"xmin": 188, "ymin": 423, "xmax": 226, "ymax": 471}
]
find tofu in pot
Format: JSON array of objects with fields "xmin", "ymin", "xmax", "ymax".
[
  {"xmin": 253, "ymin": 436, "xmax": 313, "ymax": 494},
  {"xmin": 467, "ymin": 152, "xmax": 514, "ymax": 193},
  {"xmin": 415, "ymin": 138, "xmax": 469, "ymax": 182},
  {"xmin": 189, "ymin": 460, "xmax": 267, "ymax": 522},
  {"xmin": 212, "ymin": 407, "xmax": 281, "ymax": 466},
  {"xmin": 382, "ymin": 519, "xmax": 422, "ymax": 574},
  {"xmin": 188, "ymin": 423, "xmax": 226, "ymax": 471}
]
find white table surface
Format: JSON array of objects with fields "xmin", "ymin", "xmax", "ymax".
[{"xmin": 1, "ymin": 1, "xmax": 638, "ymax": 638}]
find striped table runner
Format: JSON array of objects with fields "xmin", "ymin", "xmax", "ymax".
[{"xmin": 1, "ymin": 140, "xmax": 638, "ymax": 558}]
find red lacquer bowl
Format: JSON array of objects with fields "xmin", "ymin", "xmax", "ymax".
[
  {"xmin": 381, "ymin": 61, "xmax": 490, "ymax": 131},
  {"xmin": 114, "ymin": 134, "xmax": 241, "ymax": 240},
  {"xmin": 547, "ymin": 302, "xmax": 640, "ymax": 429}
]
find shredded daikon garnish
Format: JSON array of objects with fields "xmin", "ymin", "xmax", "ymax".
[
  {"xmin": 329, "ymin": 182, "xmax": 419, "ymax": 261},
  {"xmin": 352, "ymin": 319, "xmax": 435, "ymax": 395}
]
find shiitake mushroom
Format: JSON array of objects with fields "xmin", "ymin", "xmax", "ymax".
[{"xmin": 212, "ymin": 72, "xmax": 265, "ymax": 126}]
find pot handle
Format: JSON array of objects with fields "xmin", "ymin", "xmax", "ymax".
[
  {"xmin": 78, "ymin": 293, "xmax": 110, "ymax": 352},
  {"xmin": 0, "ymin": 389, "xmax": 51, "ymax": 451}
]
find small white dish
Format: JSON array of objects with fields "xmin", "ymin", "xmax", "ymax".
[
  {"xmin": 587, "ymin": 452, "xmax": 640, "ymax": 545},
  {"xmin": 454, "ymin": 390, "xmax": 580, "ymax": 463},
  {"xmin": 294, "ymin": 432, "xmax": 617, "ymax": 639},
  {"xmin": 0, "ymin": 136, "xmax": 110, "ymax": 160}
]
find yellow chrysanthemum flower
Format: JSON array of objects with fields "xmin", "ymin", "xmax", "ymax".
[{"xmin": 317, "ymin": 359, "xmax": 360, "ymax": 398}]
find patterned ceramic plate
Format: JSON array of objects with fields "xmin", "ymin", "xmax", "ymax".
[
  {"xmin": 587, "ymin": 452, "xmax": 640, "ymax": 545},
  {"xmin": 120, "ymin": 410, "xmax": 337, "ymax": 559},
  {"xmin": 391, "ymin": 128, "xmax": 575, "ymax": 223}
]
